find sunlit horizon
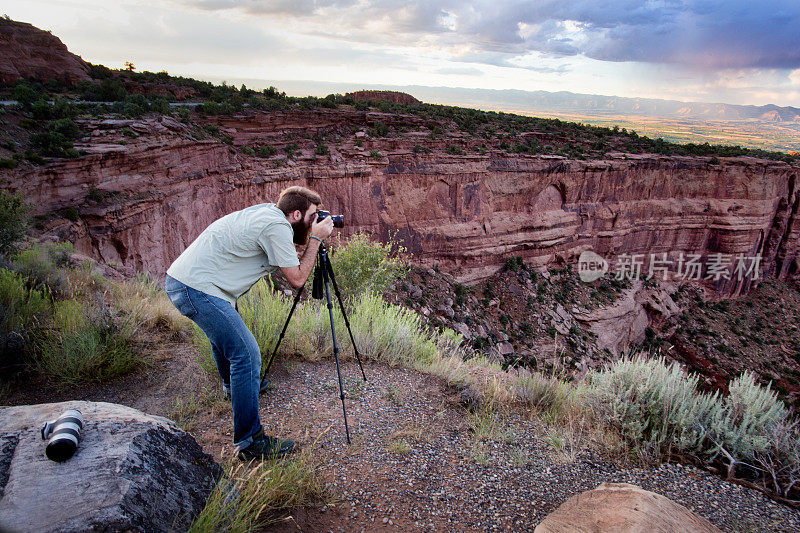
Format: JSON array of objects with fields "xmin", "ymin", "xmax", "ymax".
[{"xmin": 4, "ymin": 0, "xmax": 800, "ymax": 108}]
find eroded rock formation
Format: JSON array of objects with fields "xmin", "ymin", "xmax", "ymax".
[
  {"xmin": 0, "ymin": 18, "xmax": 90, "ymax": 86},
  {"xmin": 2, "ymin": 109, "xmax": 799, "ymax": 298}
]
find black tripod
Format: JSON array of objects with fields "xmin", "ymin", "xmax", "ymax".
[{"xmin": 262, "ymin": 241, "xmax": 367, "ymax": 444}]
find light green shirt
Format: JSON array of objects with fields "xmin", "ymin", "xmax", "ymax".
[{"xmin": 167, "ymin": 203, "xmax": 300, "ymax": 305}]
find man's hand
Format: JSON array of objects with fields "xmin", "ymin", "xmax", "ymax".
[
  {"xmin": 311, "ymin": 215, "xmax": 334, "ymax": 240},
  {"xmin": 280, "ymin": 215, "xmax": 335, "ymax": 288}
]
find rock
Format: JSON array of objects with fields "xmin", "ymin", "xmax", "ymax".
[
  {"xmin": 437, "ymin": 305, "xmax": 455, "ymax": 319},
  {"xmin": 497, "ymin": 341, "xmax": 515, "ymax": 356},
  {"xmin": 346, "ymin": 90, "xmax": 421, "ymax": 105},
  {"xmin": 573, "ymin": 282, "xmax": 649, "ymax": 356},
  {"xmin": 0, "ymin": 401, "xmax": 221, "ymax": 533},
  {"xmin": 453, "ymin": 322, "xmax": 472, "ymax": 339},
  {"xmin": 534, "ymin": 482, "xmax": 722, "ymax": 533},
  {"xmin": 475, "ymin": 324, "xmax": 487, "ymax": 338},
  {"xmin": 0, "ymin": 18, "xmax": 91, "ymax": 86},
  {"xmin": 491, "ymin": 330, "xmax": 509, "ymax": 342},
  {"xmin": 444, "ymin": 297, "xmax": 453, "ymax": 307}
]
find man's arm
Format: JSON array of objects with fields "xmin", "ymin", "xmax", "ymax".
[{"xmin": 280, "ymin": 217, "xmax": 334, "ymax": 288}]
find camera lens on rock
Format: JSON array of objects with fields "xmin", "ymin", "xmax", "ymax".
[
  {"xmin": 317, "ymin": 210, "xmax": 344, "ymax": 228},
  {"xmin": 41, "ymin": 409, "xmax": 84, "ymax": 462}
]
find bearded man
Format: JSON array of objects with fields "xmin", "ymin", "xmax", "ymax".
[{"xmin": 164, "ymin": 186, "xmax": 334, "ymax": 460}]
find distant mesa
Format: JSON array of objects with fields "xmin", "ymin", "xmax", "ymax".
[
  {"xmin": 345, "ymin": 90, "xmax": 421, "ymax": 105},
  {"xmin": 0, "ymin": 17, "xmax": 91, "ymax": 86}
]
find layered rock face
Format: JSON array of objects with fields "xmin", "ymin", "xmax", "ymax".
[
  {"xmin": 0, "ymin": 18, "xmax": 90, "ymax": 86},
  {"xmin": 3, "ymin": 108, "xmax": 799, "ymax": 297}
]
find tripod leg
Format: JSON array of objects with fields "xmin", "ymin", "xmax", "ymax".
[
  {"xmin": 322, "ymin": 265, "xmax": 352, "ymax": 445},
  {"xmin": 263, "ymin": 285, "xmax": 305, "ymax": 378},
  {"xmin": 324, "ymin": 259, "xmax": 367, "ymax": 382}
]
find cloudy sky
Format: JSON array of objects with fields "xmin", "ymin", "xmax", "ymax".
[{"xmin": 5, "ymin": 0, "xmax": 800, "ymax": 107}]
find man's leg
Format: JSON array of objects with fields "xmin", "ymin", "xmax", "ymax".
[
  {"xmin": 210, "ymin": 339, "xmax": 232, "ymax": 397},
  {"xmin": 165, "ymin": 276, "xmax": 262, "ymax": 449}
]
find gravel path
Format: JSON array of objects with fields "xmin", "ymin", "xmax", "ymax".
[{"xmin": 200, "ymin": 358, "xmax": 799, "ymax": 532}]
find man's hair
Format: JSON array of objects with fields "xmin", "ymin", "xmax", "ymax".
[{"xmin": 277, "ymin": 186, "xmax": 322, "ymax": 216}]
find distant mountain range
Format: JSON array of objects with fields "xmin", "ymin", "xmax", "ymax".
[{"xmin": 239, "ymin": 80, "xmax": 800, "ymax": 123}]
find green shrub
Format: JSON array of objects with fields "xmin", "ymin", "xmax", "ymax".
[
  {"xmin": 227, "ymin": 279, "xmax": 447, "ymax": 373},
  {"xmin": 329, "ymin": 232, "xmax": 407, "ymax": 302},
  {"xmin": 515, "ymin": 369, "xmax": 572, "ymax": 416},
  {"xmin": 12, "ymin": 83, "xmax": 40, "ymax": 110},
  {"xmin": 13, "ymin": 242, "xmax": 73, "ymax": 297},
  {"xmin": 588, "ymin": 356, "xmax": 799, "ymax": 482},
  {"xmin": 38, "ymin": 302, "xmax": 138, "ymax": 384},
  {"xmin": 0, "ymin": 191, "xmax": 29, "ymax": 257},
  {"xmin": 588, "ymin": 356, "xmax": 718, "ymax": 460},
  {"xmin": 256, "ymin": 145, "xmax": 277, "ymax": 157},
  {"xmin": 0, "ymin": 268, "xmax": 50, "ymax": 373}
]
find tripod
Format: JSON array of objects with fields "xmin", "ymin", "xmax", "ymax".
[{"xmin": 262, "ymin": 241, "xmax": 367, "ymax": 444}]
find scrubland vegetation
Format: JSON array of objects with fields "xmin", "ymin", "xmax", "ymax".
[{"xmin": 2, "ymin": 67, "xmax": 798, "ymax": 169}]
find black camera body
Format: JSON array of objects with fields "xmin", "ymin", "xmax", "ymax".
[{"xmin": 317, "ymin": 210, "xmax": 344, "ymax": 228}]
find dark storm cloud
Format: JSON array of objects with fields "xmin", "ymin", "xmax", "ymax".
[{"xmin": 181, "ymin": 0, "xmax": 800, "ymax": 70}]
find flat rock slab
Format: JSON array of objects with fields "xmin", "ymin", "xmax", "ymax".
[
  {"xmin": 534, "ymin": 482, "xmax": 722, "ymax": 533},
  {"xmin": 0, "ymin": 401, "xmax": 221, "ymax": 533}
]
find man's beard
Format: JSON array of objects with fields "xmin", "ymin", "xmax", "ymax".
[{"xmin": 292, "ymin": 220, "xmax": 311, "ymax": 245}]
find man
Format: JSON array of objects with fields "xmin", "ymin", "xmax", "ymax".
[{"xmin": 164, "ymin": 186, "xmax": 334, "ymax": 460}]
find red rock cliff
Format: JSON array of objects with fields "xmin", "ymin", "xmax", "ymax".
[
  {"xmin": 0, "ymin": 18, "xmax": 90, "ymax": 86},
  {"xmin": 3, "ymin": 108, "xmax": 798, "ymax": 297}
]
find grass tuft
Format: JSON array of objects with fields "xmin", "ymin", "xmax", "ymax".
[{"xmin": 189, "ymin": 449, "xmax": 327, "ymax": 532}]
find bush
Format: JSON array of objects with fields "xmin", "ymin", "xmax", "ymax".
[
  {"xmin": 0, "ymin": 268, "xmax": 50, "ymax": 373},
  {"xmin": 0, "ymin": 192, "xmax": 29, "ymax": 258},
  {"xmin": 256, "ymin": 145, "xmax": 277, "ymax": 157},
  {"xmin": 13, "ymin": 242, "xmax": 73, "ymax": 297},
  {"xmin": 329, "ymin": 232, "xmax": 407, "ymax": 302},
  {"xmin": 12, "ymin": 83, "xmax": 40, "ymax": 110},
  {"xmin": 588, "ymin": 356, "xmax": 799, "ymax": 485},
  {"xmin": 38, "ymin": 301, "xmax": 138, "ymax": 385},
  {"xmin": 588, "ymin": 356, "xmax": 718, "ymax": 460},
  {"xmin": 232, "ymin": 285, "xmax": 444, "ymax": 371}
]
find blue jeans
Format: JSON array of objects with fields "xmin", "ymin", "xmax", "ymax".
[{"xmin": 164, "ymin": 275, "xmax": 262, "ymax": 450}]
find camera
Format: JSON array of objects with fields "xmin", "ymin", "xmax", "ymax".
[{"xmin": 317, "ymin": 210, "xmax": 344, "ymax": 228}]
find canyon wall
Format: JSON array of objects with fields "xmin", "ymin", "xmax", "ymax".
[{"xmin": 3, "ymin": 109, "xmax": 798, "ymax": 297}]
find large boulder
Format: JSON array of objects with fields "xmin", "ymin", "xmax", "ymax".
[
  {"xmin": 0, "ymin": 401, "xmax": 221, "ymax": 533},
  {"xmin": 534, "ymin": 482, "xmax": 722, "ymax": 533}
]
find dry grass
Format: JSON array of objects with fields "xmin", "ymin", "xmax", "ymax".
[{"xmin": 189, "ymin": 448, "xmax": 328, "ymax": 532}]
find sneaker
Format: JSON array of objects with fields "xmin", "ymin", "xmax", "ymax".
[
  {"xmin": 223, "ymin": 376, "xmax": 269, "ymax": 400},
  {"xmin": 237, "ymin": 429, "xmax": 295, "ymax": 461}
]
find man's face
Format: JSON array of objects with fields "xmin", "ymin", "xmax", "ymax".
[{"xmin": 291, "ymin": 204, "xmax": 318, "ymax": 244}]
